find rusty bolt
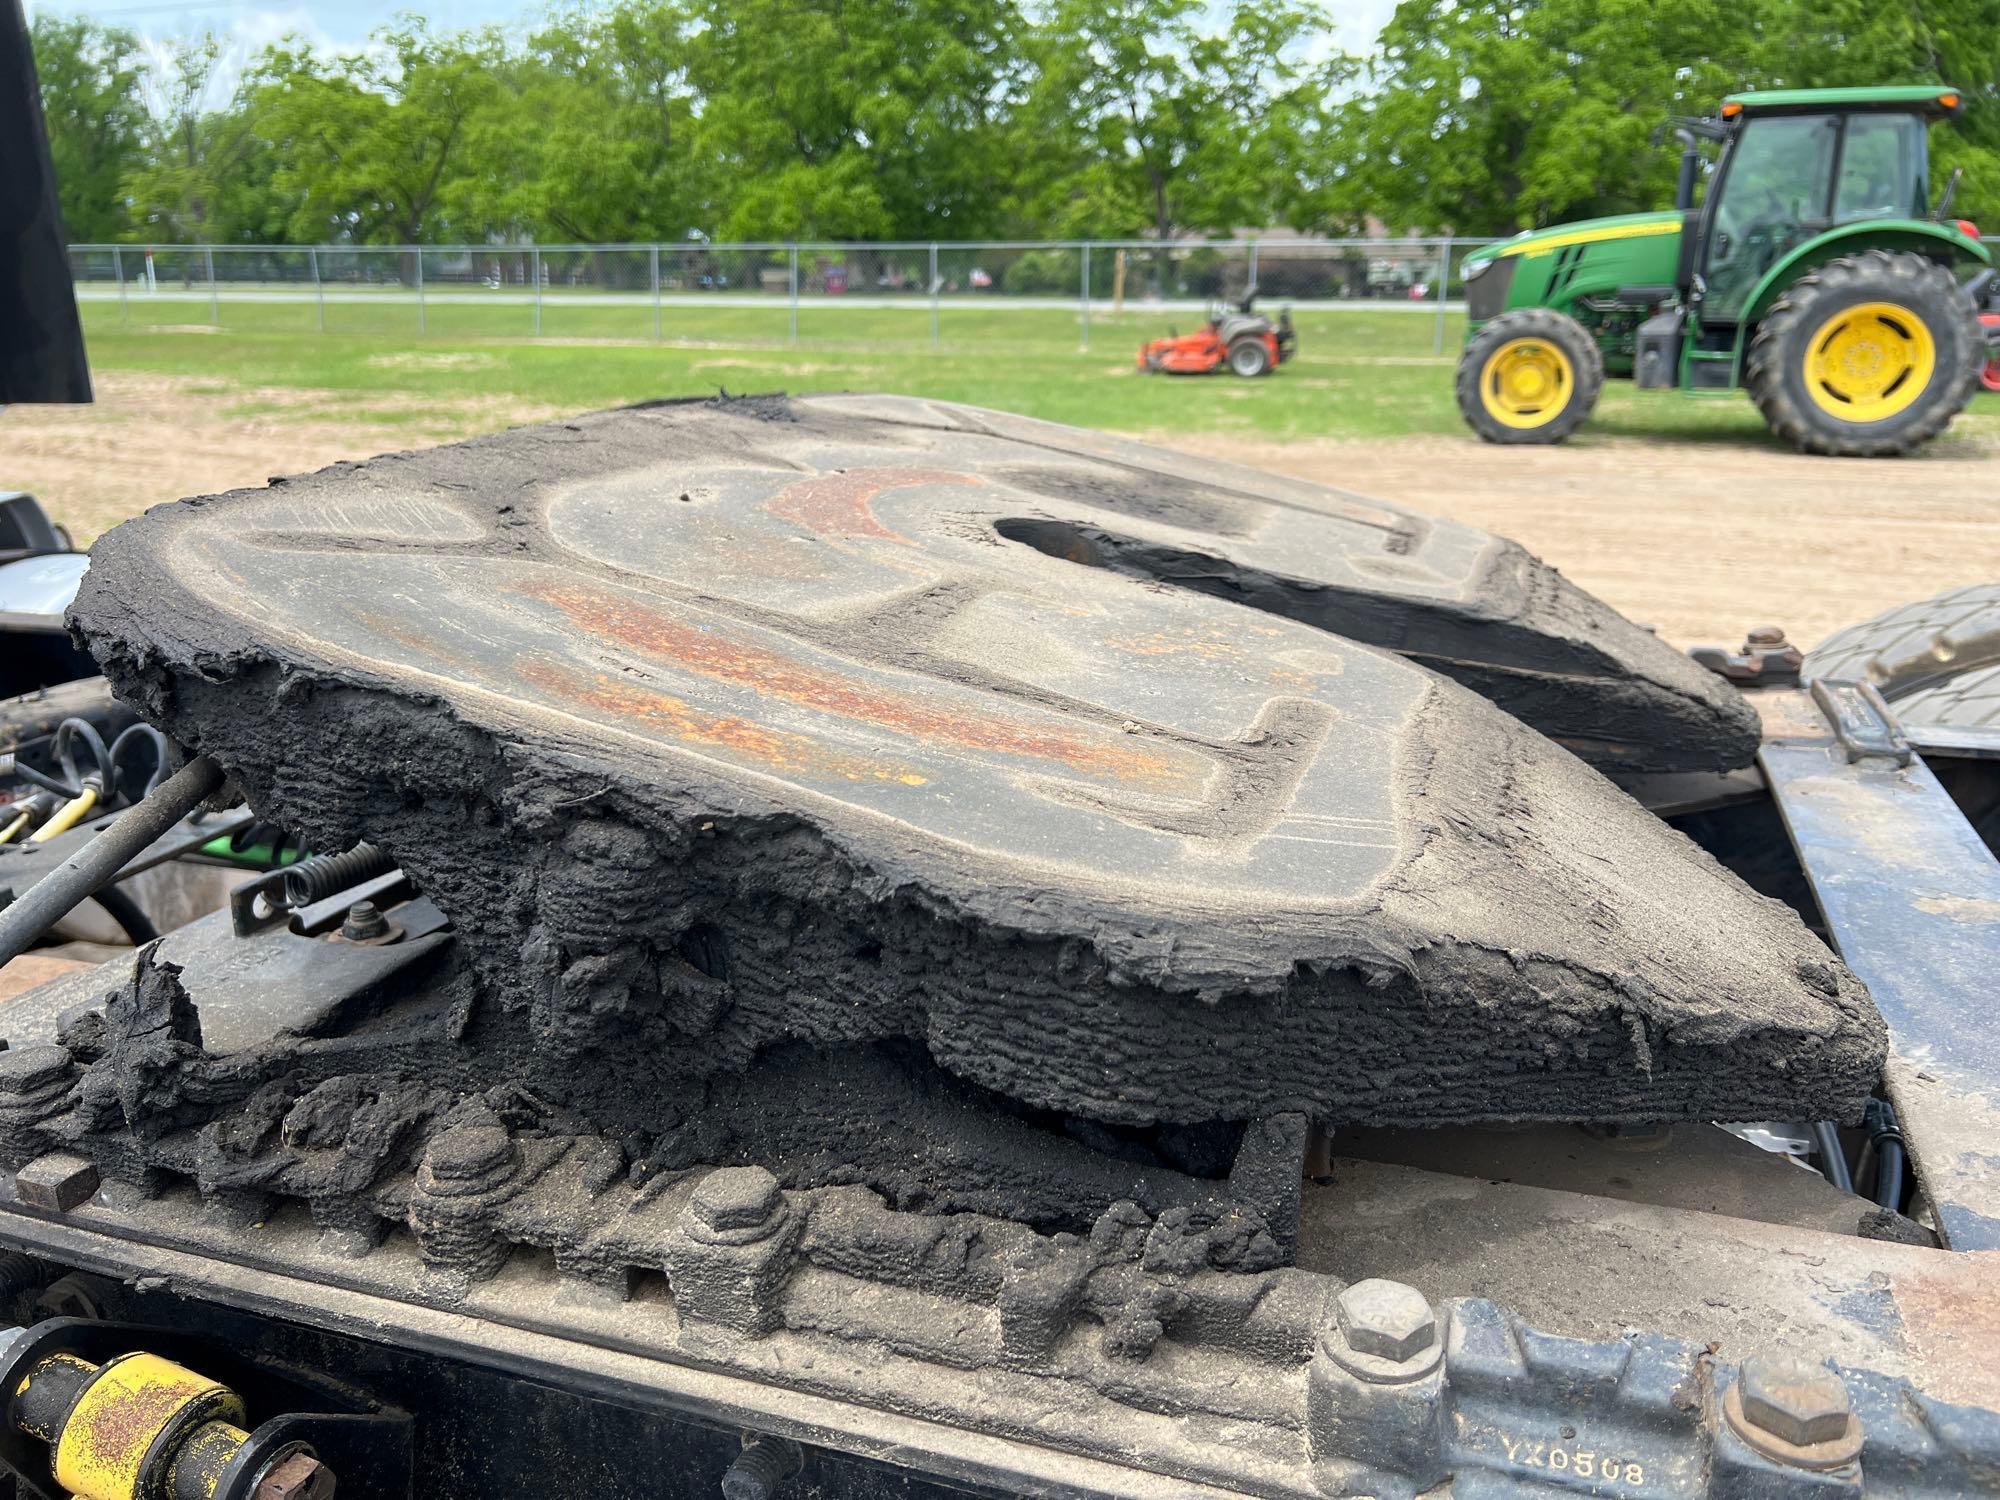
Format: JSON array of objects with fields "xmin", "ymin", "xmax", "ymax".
[
  {"xmin": 336, "ymin": 900, "xmax": 398, "ymax": 944},
  {"xmin": 254, "ymin": 1450, "xmax": 337, "ymax": 1500},
  {"xmin": 1746, "ymin": 626, "xmax": 1790, "ymax": 650},
  {"xmin": 1334, "ymin": 1278, "xmax": 1437, "ymax": 1363},
  {"xmin": 691, "ymin": 1166, "xmax": 783, "ymax": 1233},
  {"xmin": 1736, "ymin": 1356, "xmax": 1853, "ymax": 1448},
  {"xmin": 721, "ymin": 1435, "xmax": 801, "ymax": 1500},
  {"xmin": 14, "ymin": 1152, "xmax": 99, "ymax": 1213}
]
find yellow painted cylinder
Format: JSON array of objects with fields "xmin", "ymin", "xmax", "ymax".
[{"xmin": 52, "ymin": 1352, "xmax": 246, "ymax": 1500}]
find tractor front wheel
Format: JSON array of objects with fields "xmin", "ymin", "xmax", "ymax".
[
  {"xmin": 1456, "ymin": 309, "xmax": 1604, "ymax": 444},
  {"xmin": 1746, "ymin": 250, "xmax": 1983, "ymax": 456}
]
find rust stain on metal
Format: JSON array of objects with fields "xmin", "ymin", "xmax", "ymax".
[
  {"xmin": 518, "ymin": 579, "xmax": 1189, "ymax": 783},
  {"xmin": 1891, "ymin": 1252, "xmax": 2000, "ymax": 1411},
  {"xmin": 762, "ymin": 467, "xmax": 979, "ymax": 544},
  {"xmin": 518, "ymin": 662, "xmax": 928, "ymax": 786}
]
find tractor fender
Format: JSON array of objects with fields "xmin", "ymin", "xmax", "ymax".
[{"xmin": 1742, "ymin": 219, "xmax": 1991, "ymax": 322}]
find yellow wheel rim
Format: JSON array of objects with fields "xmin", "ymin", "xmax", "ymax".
[
  {"xmin": 1804, "ymin": 301, "xmax": 1936, "ymax": 423},
  {"xmin": 1480, "ymin": 338, "xmax": 1576, "ymax": 429}
]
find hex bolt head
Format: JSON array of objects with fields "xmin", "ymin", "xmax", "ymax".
[
  {"xmin": 339, "ymin": 901, "xmax": 388, "ymax": 941},
  {"xmin": 1736, "ymin": 1356, "xmax": 1853, "ymax": 1449},
  {"xmin": 254, "ymin": 1451, "xmax": 337, "ymax": 1500},
  {"xmin": 1335, "ymin": 1278, "xmax": 1437, "ymax": 1363},
  {"xmin": 691, "ymin": 1166, "xmax": 783, "ymax": 1233}
]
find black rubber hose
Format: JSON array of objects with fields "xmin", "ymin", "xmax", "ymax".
[
  {"xmin": 52, "ymin": 717, "xmax": 112, "ymax": 794},
  {"xmin": 1874, "ymin": 1136, "xmax": 1906, "ymax": 1210},
  {"xmin": 9, "ymin": 761, "xmax": 80, "ymax": 799},
  {"xmin": 0, "ymin": 754, "xmax": 223, "ymax": 971},
  {"xmin": 1869, "ymin": 1100, "xmax": 1907, "ymax": 1210},
  {"xmin": 90, "ymin": 884, "xmax": 159, "ymax": 947},
  {"xmin": 1812, "ymin": 1120, "xmax": 1854, "ymax": 1194},
  {"xmin": 107, "ymin": 722, "xmax": 170, "ymax": 801}
]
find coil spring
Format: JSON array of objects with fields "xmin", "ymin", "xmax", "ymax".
[{"xmin": 280, "ymin": 842, "xmax": 397, "ymax": 908}]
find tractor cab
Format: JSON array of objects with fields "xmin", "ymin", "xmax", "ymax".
[
  {"xmin": 1695, "ymin": 88, "xmax": 1968, "ymax": 323},
  {"xmin": 1455, "ymin": 84, "xmax": 1991, "ymax": 457}
]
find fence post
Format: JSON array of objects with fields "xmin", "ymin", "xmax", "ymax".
[
  {"xmin": 204, "ymin": 246, "xmax": 217, "ymax": 325},
  {"xmin": 309, "ymin": 246, "xmax": 323, "ymax": 332},
  {"xmin": 1248, "ymin": 239, "xmax": 1260, "ymax": 294},
  {"xmin": 929, "ymin": 243, "xmax": 940, "ymax": 349},
  {"xmin": 789, "ymin": 246, "xmax": 799, "ymax": 346},
  {"xmin": 651, "ymin": 244, "xmax": 661, "ymax": 341},
  {"xmin": 1080, "ymin": 244, "xmax": 1091, "ymax": 351},
  {"xmin": 113, "ymin": 246, "xmax": 128, "ymax": 326},
  {"xmin": 415, "ymin": 245, "xmax": 425, "ymax": 335},
  {"xmin": 532, "ymin": 246, "xmax": 542, "ymax": 336},
  {"xmin": 1433, "ymin": 237, "xmax": 1452, "ymax": 355}
]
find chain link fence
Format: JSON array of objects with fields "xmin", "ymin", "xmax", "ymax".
[{"xmin": 69, "ymin": 238, "xmax": 1501, "ymax": 353}]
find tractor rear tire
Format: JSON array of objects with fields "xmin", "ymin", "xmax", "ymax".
[
  {"xmin": 1227, "ymin": 337, "xmax": 1272, "ymax": 377},
  {"xmin": 1457, "ymin": 308, "xmax": 1604, "ymax": 444},
  {"xmin": 1746, "ymin": 250, "xmax": 1983, "ymax": 457}
]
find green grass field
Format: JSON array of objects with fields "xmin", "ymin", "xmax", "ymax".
[{"xmin": 75, "ymin": 296, "xmax": 1998, "ymax": 448}]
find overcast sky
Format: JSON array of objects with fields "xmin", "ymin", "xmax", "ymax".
[{"xmin": 27, "ymin": 0, "xmax": 1400, "ymax": 77}]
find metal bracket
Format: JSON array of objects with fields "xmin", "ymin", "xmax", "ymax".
[{"xmin": 1808, "ymin": 677, "xmax": 1913, "ymax": 765}]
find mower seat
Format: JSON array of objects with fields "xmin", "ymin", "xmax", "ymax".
[{"xmin": 1214, "ymin": 312, "xmax": 1269, "ymax": 343}]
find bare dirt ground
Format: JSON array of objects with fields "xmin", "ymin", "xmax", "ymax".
[
  {"xmin": 1165, "ymin": 429, "xmax": 2000, "ymax": 649},
  {"xmin": 1, "ymin": 373, "xmax": 559, "ymax": 543},
  {"xmin": 5, "ymin": 373, "xmax": 1993, "ymax": 650}
]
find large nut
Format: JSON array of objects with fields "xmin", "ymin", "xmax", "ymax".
[
  {"xmin": 1335, "ymin": 1278, "xmax": 1437, "ymax": 1364},
  {"xmin": 691, "ymin": 1166, "xmax": 783, "ymax": 1233},
  {"xmin": 1736, "ymin": 1356, "xmax": 1852, "ymax": 1448},
  {"xmin": 14, "ymin": 1152, "xmax": 100, "ymax": 1213}
]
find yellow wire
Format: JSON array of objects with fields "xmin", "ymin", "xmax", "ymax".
[
  {"xmin": 29, "ymin": 786, "xmax": 99, "ymax": 842},
  {"xmin": 0, "ymin": 810, "xmax": 30, "ymax": 846}
]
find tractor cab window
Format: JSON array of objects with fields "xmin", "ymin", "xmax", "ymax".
[
  {"xmin": 1702, "ymin": 114, "xmax": 1838, "ymax": 321},
  {"xmin": 1834, "ymin": 114, "xmax": 1928, "ymax": 222}
]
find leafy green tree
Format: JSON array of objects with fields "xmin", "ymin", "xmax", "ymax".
[
  {"xmin": 1019, "ymin": 0, "xmax": 1345, "ymax": 244},
  {"xmin": 1756, "ymin": 0, "xmax": 2000, "ymax": 224},
  {"xmin": 122, "ymin": 35, "xmax": 289, "ymax": 243},
  {"xmin": 28, "ymin": 14, "xmax": 145, "ymax": 241},
  {"xmin": 1327, "ymin": 0, "xmax": 1765, "ymax": 235},
  {"xmin": 250, "ymin": 24, "xmax": 507, "ymax": 244},
  {"xmin": 681, "ymin": 0, "xmax": 1029, "ymax": 240},
  {"xmin": 470, "ymin": 2, "xmax": 706, "ymax": 242}
]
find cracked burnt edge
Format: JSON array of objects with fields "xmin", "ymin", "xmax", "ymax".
[{"xmin": 57, "ymin": 396, "xmax": 1882, "ymax": 1278}]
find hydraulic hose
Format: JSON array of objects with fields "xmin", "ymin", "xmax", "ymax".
[
  {"xmin": 0, "ymin": 755, "xmax": 223, "ymax": 972},
  {"xmin": 27, "ymin": 786, "xmax": 98, "ymax": 843},
  {"xmin": 0, "ymin": 810, "xmax": 31, "ymax": 846},
  {"xmin": 90, "ymin": 884, "xmax": 160, "ymax": 947},
  {"xmin": 1868, "ymin": 1100, "xmax": 1907, "ymax": 1211}
]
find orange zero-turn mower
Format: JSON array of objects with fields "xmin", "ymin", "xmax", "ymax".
[{"xmin": 1137, "ymin": 293, "xmax": 1296, "ymax": 376}]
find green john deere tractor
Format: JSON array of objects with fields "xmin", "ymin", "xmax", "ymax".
[{"xmin": 1456, "ymin": 85, "xmax": 1994, "ymax": 456}]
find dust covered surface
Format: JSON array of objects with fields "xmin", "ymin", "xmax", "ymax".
[{"xmin": 64, "ymin": 395, "xmax": 1883, "ymax": 1248}]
